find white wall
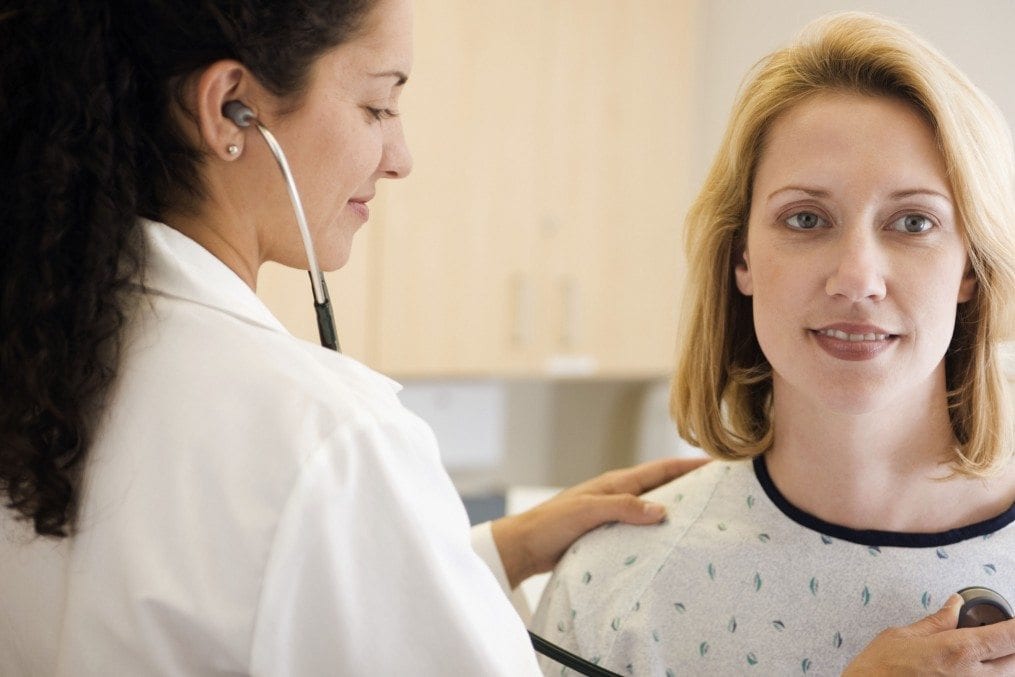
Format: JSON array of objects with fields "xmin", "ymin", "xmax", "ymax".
[{"xmin": 692, "ymin": 0, "xmax": 1015, "ymax": 187}]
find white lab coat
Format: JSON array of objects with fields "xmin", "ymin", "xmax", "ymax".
[{"xmin": 0, "ymin": 221, "xmax": 540, "ymax": 676}]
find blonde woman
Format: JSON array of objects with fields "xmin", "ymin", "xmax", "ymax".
[{"xmin": 533, "ymin": 12, "xmax": 1015, "ymax": 675}]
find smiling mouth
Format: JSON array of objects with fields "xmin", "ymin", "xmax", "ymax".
[{"xmin": 815, "ymin": 328, "xmax": 892, "ymax": 342}]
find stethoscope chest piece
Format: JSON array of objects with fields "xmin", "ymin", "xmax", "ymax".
[{"xmin": 957, "ymin": 586, "xmax": 1014, "ymax": 628}]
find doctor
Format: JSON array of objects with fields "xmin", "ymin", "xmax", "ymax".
[{"xmin": 0, "ymin": 2, "xmax": 696, "ymax": 674}]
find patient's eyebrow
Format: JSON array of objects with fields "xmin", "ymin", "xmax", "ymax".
[
  {"xmin": 766, "ymin": 186, "xmax": 830, "ymax": 201},
  {"xmin": 889, "ymin": 188, "xmax": 952, "ymax": 202},
  {"xmin": 766, "ymin": 186, "xmax": 953, "ymax": 203}
]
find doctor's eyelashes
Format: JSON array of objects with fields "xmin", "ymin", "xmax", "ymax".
[{"xmin": 366, "ymin": 106, "xmax": 400, "ymax": 121}]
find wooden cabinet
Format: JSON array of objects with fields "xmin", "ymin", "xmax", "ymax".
[
  {"xmin": 258, "ymin": 1, "xmax": 700, "ymax": 377},
  {"xmin": 527, "ymin": 1, "xmax": 699, "ymax": 377}
]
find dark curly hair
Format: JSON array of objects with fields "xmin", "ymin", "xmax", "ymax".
[{"xmin": 0, "ymin": 0, "xmax": 374, "ymax": 537}]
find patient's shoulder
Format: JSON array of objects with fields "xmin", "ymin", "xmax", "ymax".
[
  {"xmin": 551, "ymin": 461, "xmax": 749, "ymax": 599},
  {"xmin": 575, "ymin": 460, "xmax": 744, "ymax": 555},
  {"xmin": 532, "ymin": 460, "xmax": 753, "ymax": 661}
]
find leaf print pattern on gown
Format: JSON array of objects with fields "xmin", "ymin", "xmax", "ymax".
[{"xmin": 530, "ymin": 459, "xmax": 1015, "ymax": 676}]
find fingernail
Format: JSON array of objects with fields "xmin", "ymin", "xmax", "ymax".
[
  {"xmin": 944, "ymin": 593, "xmax": 963, "ymax": 608},
  {"xmin": 644, "ymin": 503, "xmax": 666, "ymax": 519}
]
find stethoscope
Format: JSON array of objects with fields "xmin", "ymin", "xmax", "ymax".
[
  {"xmin": 220, "ymin": 98, "xmax": 606, "ymax": 672},
  {"xmin": 222, "ymin": 102, "xmax": 618, "ymax": 674},
  {"xmin": 222, "ymin": 100, "xmax": 340, "ymax": 352},
  {"xmin": 219, "ymin": 101, "xmax": 1015, "ymax": 676},
  {"xmin": 958, "ymin": 586, "xmax": 1014, "ymax": 627}
]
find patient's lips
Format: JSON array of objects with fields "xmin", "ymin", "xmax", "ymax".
[{"xmin": 811, "ymin": 323, "xmax": 897, "ymax": 361}]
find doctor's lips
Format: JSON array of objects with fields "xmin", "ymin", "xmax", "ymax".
[{"xmin": 347, "ymin": 194, "xmax": 373, "ymax": 220}]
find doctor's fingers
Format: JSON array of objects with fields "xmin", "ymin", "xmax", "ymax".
[
  {"xmin": 488, "ymin": 490, "xmax": 668, "ymax": 588},
  {"xmin": 947, "ymin": 619, "xmax": 1015, "ymax": 667},
  {"xmin": 566, "ymin": 492, "xmax": 668, "ymax": 529},
  {"xmin": 912, "ymin": 601, "xmax": 1015, "ymax": 668},
  {"xmin": 919, "ymin": 636, "xmax": 1015, "ymax": 675},
  {"xmin": 981, "ymin": 654, "xmax": 1015, "ymax": 674},
  {"xmin": 848, "ymin": 608, "xmax": 1015, "ymax": 675},
  {"xmin": 561, "ymin": 456, "xmax": 709, "ymax": 500},
  {"xmin": 514, "ymin": 492, "xmax": 666, "ymax": 576}
]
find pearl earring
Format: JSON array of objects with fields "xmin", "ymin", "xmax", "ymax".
[{"xmin": 227, "ymin": 144, "xmax": 240, "ymax": 157}]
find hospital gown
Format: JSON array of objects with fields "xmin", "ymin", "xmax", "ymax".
[{"xmin": 532, "ymin": 458, "xmax": 1015, "ymax": 676}]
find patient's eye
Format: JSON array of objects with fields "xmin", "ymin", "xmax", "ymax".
[
  {"xmin": 785, "ymin": 211, "xmax": 826, "ymax": 230},
  {"xmin": 889, "ymin": 214, "xmax": 933, "ymax": 233}
]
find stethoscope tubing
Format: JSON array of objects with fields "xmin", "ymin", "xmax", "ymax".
[
  {"xmin": 253, "ymin": 123, "xmax": 328, "ymax": 307},
  {"xmin": 529, "ymin": 631, "xmax": 621, "ymax": 677}
]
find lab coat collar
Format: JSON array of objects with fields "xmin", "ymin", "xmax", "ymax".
[
  {"xmin": 136, "ymin": 219, "xmax": 404, "ymax": 396},
  {"xmin": 137, "ymin": 218, "xmax": 290, "ymax": 336}
]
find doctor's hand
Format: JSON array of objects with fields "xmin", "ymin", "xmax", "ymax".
[
  {"xmin": 490, "ymin": 456, "xmax": 708, "ymax": 589},
  {"xmin": 843, "ymin": 593, "xmax": 1015, "ymax": 675}
]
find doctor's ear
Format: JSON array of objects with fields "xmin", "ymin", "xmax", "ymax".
[
  {"xmin": 189, "ymin": 60, "xmax": 259, "ymax": 161},
  {"xmin": 734, "ymin": 248, "xmax": 753, "ymax": 296}
]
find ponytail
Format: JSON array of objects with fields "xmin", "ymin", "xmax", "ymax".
[{"xmin": 0, "ymin": 3, "xmax": 143, "ymax": 536}]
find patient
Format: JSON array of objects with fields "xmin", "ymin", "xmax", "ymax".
[{"xmin": 532, "ymin": 12, "xmax": 1015, "ymax": 675}]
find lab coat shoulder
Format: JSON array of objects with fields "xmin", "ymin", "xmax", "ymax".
[
  {"xmin": 247, "ymin": 411, "xmax": 538, "ymax": 675},
  {"xmin": 197, "ymin": 331, "xmax": 542, "ymax": 674},
  {"xmin": 63, "ymin": 287, "xmax": 536, "ymax": 674},
  {"xmin": 144, "ymin": 294, "xmax": 538, "ymax": 674}
]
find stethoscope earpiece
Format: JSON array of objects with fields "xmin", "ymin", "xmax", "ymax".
[{"xmin": 222, "ymin": 100, "xmax": 255, "ymax": 128}]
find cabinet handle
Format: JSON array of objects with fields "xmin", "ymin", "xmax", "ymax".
[
  {"xmin": 560, "ymin": 276, "xmax": 580, "ymax": 350},
  {"xmin": 511, "ymin": 273, "xmax": 534, "ymax": 348}
]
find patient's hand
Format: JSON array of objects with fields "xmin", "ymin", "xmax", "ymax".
[
  {"xmin": 844, "ymin": 594, "xmax": 1015, "ymax": 675},
  {"xmin": 490, "ymin": 456, "xmax": 708, "ymax": 589}
]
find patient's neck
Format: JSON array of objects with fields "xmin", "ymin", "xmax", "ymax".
[{"xmin": 763, "ymin": 372, "xmax": 1015, "ymax": 534}]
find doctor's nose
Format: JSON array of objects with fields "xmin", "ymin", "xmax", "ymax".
[
  {"xmin": 825, "ymin": 230, "xmax": 887, "ymax": 303},
  {"xmin": 380, "ymin": 121, "xmax": 413, "ymax": 179}
]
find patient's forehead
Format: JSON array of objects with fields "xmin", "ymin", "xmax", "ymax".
[{"xmin": 751, "ymin": 91, "xmax": 950, "ymax": 207}]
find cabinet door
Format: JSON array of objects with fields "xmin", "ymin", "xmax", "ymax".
[
  {"xmin": 375, "ymin": 1, "xmax": 699, "ymax": 377},
  {"xmin": 538, "ymin": 0, "xmax": 698, "ymax": 377},
  {"xmin": 371, "ymin": 0, "xmax": 548, "ymax": 375}
]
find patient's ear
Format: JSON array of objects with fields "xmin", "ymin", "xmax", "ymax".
[
  {"xmin": 734, "ymin": 249, "xmax": 753, "ymax": 296},
  {"xmin": 957, "ymin": 267, "xmax": 977, "ymax": 303}
]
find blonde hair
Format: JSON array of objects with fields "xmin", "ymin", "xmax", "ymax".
[{"xmin": 672, "ymin": 12, "xmax": 1015, "ymax": 475}]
